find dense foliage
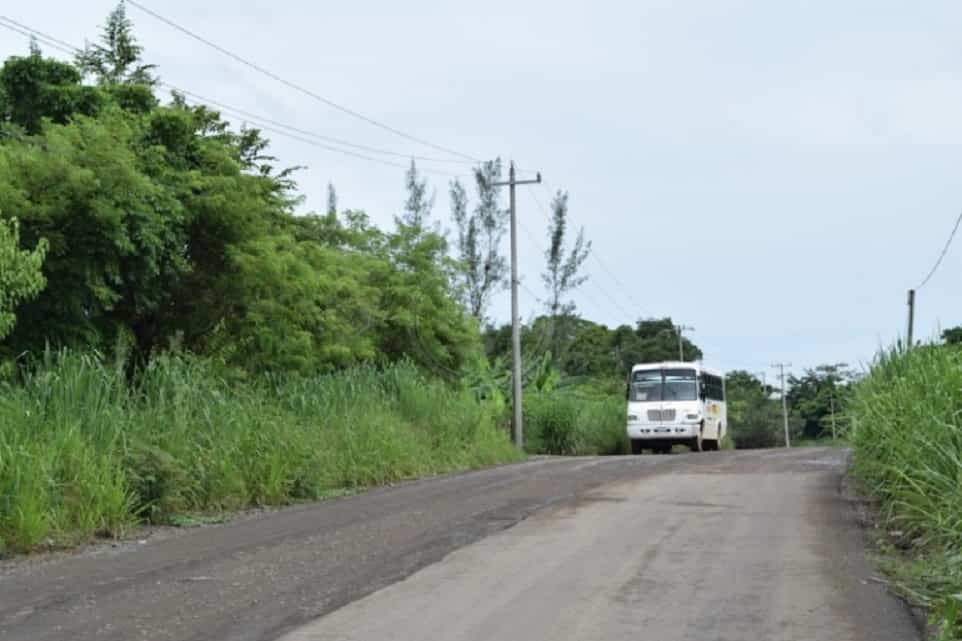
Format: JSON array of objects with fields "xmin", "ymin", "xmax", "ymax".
[
  {"xmin": 484, "ymin": 316, "xmax": 704, "ymax": 380},
  {"xmin": 0, "ymin": 31, "xmax": 474, "ymax": 375},
  {"xmin": 724, "ymin": 371, "xmax": 783, "ymax": 449},
  {"xmin": 850, "ymin": 344, "xmax": 962, "ymax": 639},
  {"xmin": 0, "ymin": 352, "xmax": 518, "ymax": 553},
  {"xmin": 0, "ymin": 218, "xmax": 46, "ymax": 341}
]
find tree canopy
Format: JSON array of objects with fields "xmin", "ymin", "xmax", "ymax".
[{"xmin": 0, "ymin": 17, "xmax": 476, "ymax": 375}]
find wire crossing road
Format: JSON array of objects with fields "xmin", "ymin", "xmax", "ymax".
[{"xmin": 0, "ymin": 449, "xmax": 918, "ymax": 641}]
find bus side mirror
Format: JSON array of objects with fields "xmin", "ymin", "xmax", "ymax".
[{"xmin": 699, "ymin": 382, "xmax": 708, "ymax": 399}]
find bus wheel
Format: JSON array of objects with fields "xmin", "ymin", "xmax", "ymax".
[
  {"xmin": 690, "ymin": 432, "xmax": 703, "ymax": 452},
  {"xmin": 630, "ymin": 439, "xmax": 644, "ymax": 455}
]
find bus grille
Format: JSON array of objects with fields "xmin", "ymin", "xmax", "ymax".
[{"xmin": 647, "ymin": 409, "xmax": 676, "ymax": 422}]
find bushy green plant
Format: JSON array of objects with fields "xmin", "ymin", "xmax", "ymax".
[
  {"xmin": 523, "ymin": 390, "xmax": 628, "ymax": 456},
  {"xmin": 851, "ymin": 343, "xmax": 962, "ymax": 637}
]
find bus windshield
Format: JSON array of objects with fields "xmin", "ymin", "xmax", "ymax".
[{"xmin": 629, "ymin": 369, "xmax": 698, "ymax": 402}]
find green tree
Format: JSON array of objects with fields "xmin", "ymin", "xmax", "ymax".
[
  {"xmin": 449, "ymin": 160, "xmax": 507, "ymax": 319},
  {"xmin": 725, "ymin": 370, "xmax": 779, "ymax": 449},
  {"xmin": 0, "ymin": 218, "xmax": 47, "ymax": 340},
  {"xmin": 0, "ymin": 47, "xmax": 102, "ymax": 134},
  {"xmin": 75, "ymin": 3, "xmax": 157, "ymax": 86},
  {"xmin": 787, "ymin": 364, "xmax": 856, "ymax": 439},
  {"xmin": 399, "ymin": 160, "xmax": 434, "ymax": 230},
  {"xmin": 326, "ymin": 182, "xmax": 338, "ymax": 217},
  {"xmin": 634, "ymin": 318, "xmax": 702, "ymax": 363},
  {"xmin": 942, "ymin": 326, "xmax": 962, "ymax": 345},
  {"xmin": 543, "ymin": 190, "xmax": 590, "ymax": 317}
]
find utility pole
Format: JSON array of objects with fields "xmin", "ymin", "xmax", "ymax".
[
  {"xmin": 830, "ymin": 391, "xmax": 837, "ymax": 441},
  {"xmin": 676, "ymin": 325, "xmax": 695, "ymax": 361},
  {"xmin": 771, "ymin": 362, "xmax": 792, "ymax": 448},
  {"xmin": 906, "ymin": 289, "xmax": 915, "ymax": 351},
  {"xmin": 491, "ymin": 161, "xmax": 541, "ymax": 449}
]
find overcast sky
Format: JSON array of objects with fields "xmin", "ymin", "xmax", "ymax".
[{"xmin": 3, "ymin": 0, "xmax": 961, "ymax": 377}]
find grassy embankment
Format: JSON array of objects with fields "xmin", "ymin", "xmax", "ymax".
[
  {"xmin": 850, "ymin": 344, "xmax": 962, "ymax": 639},
  {"xmin": 0, "ymin": 351, "xmax": 520, "ymax": 555}
]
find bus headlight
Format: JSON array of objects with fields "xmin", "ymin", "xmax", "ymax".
[
  {"xmin": 628, "ymin": 414, "xmax": 639, "ymax": 422},
  {"xmin": 686, "ymin": 413, "xmax": 700, "ymax": 421}
]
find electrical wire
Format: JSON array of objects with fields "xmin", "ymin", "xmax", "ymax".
[
  {"xmin": 915, "ymin": 209, "xmax": 962, "ymax": 290},
  {"xmin": 0, "ymin": 18, "xmax": 469, "ymax": 177},
  {"xmin": 0, "ymin": 17, "xmax": 77, "ymax": 56},
  {"xmin": 125, "ymin": 0, "xmax": 483, "ymax": 163},
  {"xmin": 170, "ymin": 87, "xmax": 476, "ymax": 165},
  {"xmin": 532, "ymin": 181, "xmax": 653, "ymax": 318},
  {"xmin": 522, "ymin": 187, "xmax": 643, "ymax": 322}
]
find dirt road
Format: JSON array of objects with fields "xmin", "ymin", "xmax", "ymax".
[{"xmin": 0, "ymin": 448, "xmax": 918, "ymax": 641}]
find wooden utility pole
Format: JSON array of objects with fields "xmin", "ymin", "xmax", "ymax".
[
  {"xmin": 771, "ymin": 362, "xmax": 792, "ymax": 448},
  {"xmin": 676, "ymin": 325, "xmax": 694, "ymax": 361},
  {"xmin": 491, "ymin": 162, "xmax": 541, "ymax": 449},
  {"xmin": 906, "ymin": 289, "xmax": 916, "ymax": 350}
]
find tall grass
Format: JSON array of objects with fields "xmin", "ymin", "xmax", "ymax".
[
  {"xmin": 851, "ymin": 343, "xmax": 962, "ymax": 638},
  {"xmin": 0, "ymin": 351, "xmax": 520, "ymax": 555},
  {"xmin": 524, "ymin": 391, "xmax": 629, "ymax": 456}
]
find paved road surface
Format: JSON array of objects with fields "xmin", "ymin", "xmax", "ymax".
[{"xmin": 0, "ymin": 448, "xmax": 919, "ymax": 641}]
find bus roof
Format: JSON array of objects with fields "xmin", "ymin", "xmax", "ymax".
[{"xmin": 630, "ymin": 361, "xmax": 724, "ymax": 378}]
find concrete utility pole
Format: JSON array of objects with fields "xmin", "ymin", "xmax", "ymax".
[
  {"xmin": 771, "ymin": 362, "xmax": 792, "ymax": 448},
  {"xmin": 830, "ymin": 392, "xmax": 837, "ymax": 441},
  {"xmin": 906, "ymin": 289, "xmax": 916, "ymax": 351},
  {"xmin": 676, "ymin": 325, "xmax": 695, "ymax": 361},
  {"xmin": 491, "ymin": 161, "xmax": 541, "ymax": 449}
]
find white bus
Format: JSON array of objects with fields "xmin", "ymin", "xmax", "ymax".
[{"xmin": 626, "ymin": 362, "xmax": 726, "ymax": 454}]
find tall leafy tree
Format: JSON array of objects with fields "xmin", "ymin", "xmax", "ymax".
[
  {"xmin": 449, "ymin": 159, "xmax": 507, "ymax": 319},
  {"xmin": 399, "ymin": 160, "xmax": 434, "ymax": 230},
  {"xmin": 75, "ymin": 3, "xmax": 157, "ymax": 86},
  {"xmin": 0, "ymin": 218, "xmax": 47, "ymax": 341},
  {"xmin": 326, "ymin": 182, "xmax": 338, "ymax": 217},
  {"xmin": 542, "ymin": 190, "xmax": 591, "ymax": 317},
  {"xmin": 541, "ymin": 190, "xmax": 590, "ymax": 360}
]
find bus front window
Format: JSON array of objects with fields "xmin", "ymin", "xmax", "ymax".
[
  {"xmin": 630, "ymin": 369, "xmax": 698, "ymax": 402},
  {"xmin": 630, "ymin": 370, "xmax": 662, "ymax": 402},
  {"xmin": 662, "ymin": 369, "xmax": 698, "ymax": 401}
]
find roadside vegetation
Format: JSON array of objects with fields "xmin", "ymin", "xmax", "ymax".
[
  {"xmin": 0, "ymin": 4, "xmax": 873, "ymax": 558},
  {"xmin": 0, "ymin": 6, "xmax": 682, "ymax": 556},
  {"xmin": 0, "ymin": 352, "xmax": 518, "ymax": 554},
  {"xmin": 850, "ymin": 338, "xmax": 962, "ymax": 639}
]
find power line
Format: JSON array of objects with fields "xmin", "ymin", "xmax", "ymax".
[
  {"xmin": 0, "ymin": 18, "xmax": 468, "ymax": 177},
  {"xmin": 171, "ymin": 88, "xmax": 476, "ymax": 166},
  {"xmin": 521, "ymin": 188, "xmax": 641, "ymax": 323},
  {"xmin": 916, "ymin": 209, "xmax": 962, "ymax": 290},
  {"xmin": 126, "ymin": 0, "xmax": 483, "ymax": 163},
  {"xmin": 532, "ymin": 181, "xmax": 654, "ymax": 319},
  {"xmin": 0, "ymin": 17, "xmax": 77, "ymax": 56},
  {"xmin": 516, "ymin": 217, "xmax": 619, "ymax": 322}
]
